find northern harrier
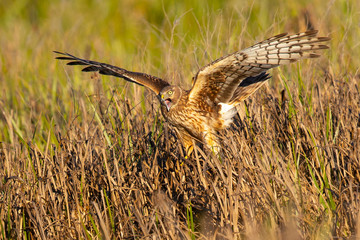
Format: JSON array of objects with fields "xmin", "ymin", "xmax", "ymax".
[{"xmin": 55, "ymin": 30, "xmax": 329, "ymax": 155}]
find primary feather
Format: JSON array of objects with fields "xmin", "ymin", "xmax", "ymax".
[{"xmin": 55, "ymin": 30, "xmax": 330, "ymax": 155}]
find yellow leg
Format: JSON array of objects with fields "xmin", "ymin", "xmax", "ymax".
[
  {"xmin": 177, "ymin": 130, "xmax": 195, "ymax": 158},
  {"xmin": 185, "ymin": 145, "xmax": 194, "ymax": 159},
  {"xmin": 205, "ymin": 132, "xmax": 221, "ymax": 155}
]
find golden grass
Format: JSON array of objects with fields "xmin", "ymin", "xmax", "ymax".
[{"xmin": 0, "ymin": 0, "xmax": 360, "ymax": 239}]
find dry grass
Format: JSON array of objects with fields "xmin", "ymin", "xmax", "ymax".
[{"xmin": 1, "ymin": 0, "xmax": 360, "ymax": 239}]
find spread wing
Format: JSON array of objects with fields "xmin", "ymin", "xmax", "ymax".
[
  {"xmin": 189, "ymin": 30, "xmax": 330, "ymax": 104},
  {"xmin": 54, "ymin": 51, "xmax": 170, "ymax": 95}
]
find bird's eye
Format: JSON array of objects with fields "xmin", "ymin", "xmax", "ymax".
[{"xmin": 168, "ymin": 90, "xmax": 173, "ymax": 95}]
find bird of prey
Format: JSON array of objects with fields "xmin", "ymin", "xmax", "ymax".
[{"xmin": 55, "ymin": 30, "xmax": 329, "ymax": 156}]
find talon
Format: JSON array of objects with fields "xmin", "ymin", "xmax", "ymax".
[{"xmin": 186, "ymin": 145, "xmax": 194, "ymax": 157}]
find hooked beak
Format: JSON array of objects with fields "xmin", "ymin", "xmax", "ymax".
[
  {"xmin": 160, "ymin": 94, "xmax": 171, "ymax": 111},
  {"xmin": 164, "ymin": 99, "xmax": 171, "ymax": 111}
]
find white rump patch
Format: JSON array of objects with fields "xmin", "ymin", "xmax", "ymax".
[{"xmin": 219, "ymin": 103, "xmax": 237, "ymax": 127}]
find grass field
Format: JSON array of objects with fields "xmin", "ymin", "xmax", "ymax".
[{"xmin": 1, "ymin": 0, "xmax": 360, "ymax": 239}]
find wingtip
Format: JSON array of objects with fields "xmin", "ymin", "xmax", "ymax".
[
  {"xmin": 305, "ymin": 29, "xmax": 318, "ymax": 35},
  {"xmin": 55, "ymin": 56, "xmax": 73, "ymax": 60},
  {"xmin": 81, "ymin": 66, "xmax": 98, "ymax": 72},
  {"xmin": 309, "ymin": 53, "xmax": 321, "ymax": 58},
  {"xmin": 318, "ymin": 45, "xmax": 330, "ymax": 49},
  {"xmin": 318, "ymin": 36, "xmax": 331, "ymax": 41},
  {"xmin": 53, "ymin": 51, "xmax": 75, "ymax": 57},
  {"xmin": 273, "ymin": 32, "xmax": 288, "ymax": 39},
  {"xmin": 264, "ymin": 72, "xmax": 271, "ymax": 80}
]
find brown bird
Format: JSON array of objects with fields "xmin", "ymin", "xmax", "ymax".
[{"xmin": 55, "ymin": 30, "xmax": 329, "ymax": 156}]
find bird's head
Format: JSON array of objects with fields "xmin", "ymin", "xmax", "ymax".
[{"xmin": 159, "ymin": 86, "xmax": 181, "ymax": 112}]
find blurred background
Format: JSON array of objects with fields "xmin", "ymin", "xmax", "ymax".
[{"xmin": 1, "ymin": 0, "xmax": 358, "ymax": 144}]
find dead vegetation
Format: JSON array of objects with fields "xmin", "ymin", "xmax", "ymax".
[
  {"xmin": 1, "ymin": 0, "xmax": 360, "ymax": 239},
  {"xmin": 1, "ymin": 69, "xmax": 359, "ymax": 239}
]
